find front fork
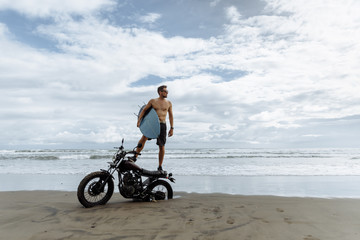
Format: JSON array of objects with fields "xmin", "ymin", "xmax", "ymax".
[{"xmin": 98, "ymin": 169, "xmax": 115, "ymax": 190}]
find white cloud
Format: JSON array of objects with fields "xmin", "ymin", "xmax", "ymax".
[
  {"xmin": 302, "ymin": 134, "xmax": 322, "ymax": 138},
  {"xmin": 139, "ymin": 13, "xmax": 161, "ymax": 23},
  {"xmin": 0, "ymin": 0, "xmax": 115, "ymax": 17},
  {"xmin": 210, "ymin": 0, "xmax": 221, "ymax": 7},
  {"xmin": 1, "ymin": 0, "xmax": 360, "ymax": 148},
  {"xmin": 33, "ymin": 16, "xmax": 208, "ymax": 90},
  {"xmin": 225, "ymin": 6, "xmax": 242, "ymax": 23}
]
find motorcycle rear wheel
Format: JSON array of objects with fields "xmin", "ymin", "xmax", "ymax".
[
  {"xmin": 147, "ymin": 180, "xmax": 173, "ymax": 201},
  {"xmin": 77, "ymin": 171, "xmax": 114, "ymax": 208}
]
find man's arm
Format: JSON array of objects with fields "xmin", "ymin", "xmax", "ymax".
[
  {"xmin": 168, "ymin": 101, "xmax": 174, "ymax": 137},
  {"xmin": 137, "ymin": 100, "xmax": 153, "ymax": 127}
]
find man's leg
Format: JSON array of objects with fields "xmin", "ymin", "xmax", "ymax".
[
  {"xmin": 136, "ymin": 135, "xmax": 147, "ymax": 157},
  {"xmin": 158, "ymin": 146, "xmax": 165, "ymax": 169},
  {"xmin": 157, "ymin": 123, "xmax": 166, "ymax": 171}
]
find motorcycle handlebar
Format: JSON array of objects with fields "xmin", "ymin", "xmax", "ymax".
[{"xmin": 114, "ymin": 140, "xmax": 141, "ymax": 156}]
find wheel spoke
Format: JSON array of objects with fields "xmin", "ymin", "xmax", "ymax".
[
  {"xmin": 151, "ymin": 183, "xmax": 169, "ymax": 200},
  {"xmin": 77, "ymin": 171, "xmax": 114, "ymax": 208},
  {"xmin": 83, "ymin": 177, "xmax": 109, "ymax": 203}
]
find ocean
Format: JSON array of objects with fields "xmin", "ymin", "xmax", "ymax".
[{"xmin": 1, "ymin": 147, "xmax": 360, "ymax": 197}]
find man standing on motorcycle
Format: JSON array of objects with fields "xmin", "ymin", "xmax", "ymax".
[{"xmin": 136, "ymin": 85, "xmax": 174, "ymax": 173}]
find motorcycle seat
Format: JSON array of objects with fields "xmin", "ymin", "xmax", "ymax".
[{"xmin": 141, "ymin": 168, "xmax": 167, "ymax": 177}]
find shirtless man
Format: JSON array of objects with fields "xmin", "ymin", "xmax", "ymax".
[{"xmin": 136, "ymin": 85, "xmax": 174, "ymax": 172}]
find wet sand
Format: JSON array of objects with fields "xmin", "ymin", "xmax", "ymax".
[{"xmin": 1, "ymin": 191, "xmax": 360, "ymax": 240}]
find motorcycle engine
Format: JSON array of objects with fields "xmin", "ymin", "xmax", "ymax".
[{"xmin": 121, "ymin": 172, "xmax": 140, "ymax": 197}]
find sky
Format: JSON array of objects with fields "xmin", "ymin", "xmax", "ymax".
[{"xmin": 0, "ymin": 0, "xmax": 359, "ymax": 149}]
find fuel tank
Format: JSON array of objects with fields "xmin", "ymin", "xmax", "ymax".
[{"xmin": 120, "ymin": 160, "xmax": 142, "ymax": 172}]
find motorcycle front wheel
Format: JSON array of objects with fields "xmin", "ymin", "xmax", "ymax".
[
  {"xmin": 147, "ymin": 180, "xmax": 173, "ymax": 201},
  {"xmin": 77, "ymin": 171, "xmax": 114, "ymax": 208}
]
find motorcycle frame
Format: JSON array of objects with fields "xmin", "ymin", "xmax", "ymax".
[{"xmin": 97, "ymin": 139, "xmax": 173, "ymax": 199}]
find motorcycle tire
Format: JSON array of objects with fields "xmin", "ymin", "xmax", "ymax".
[
  {"xmin": 147, "ymin": 180, "xmax": 173, "ymax": 201},
  {"xmin": 77, "ymin": 171, "xmax": 114, "ymax": 208}
]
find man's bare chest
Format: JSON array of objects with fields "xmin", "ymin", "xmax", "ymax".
[{"xmin": 153, "ymin": 101, "xmax": 169, "ymax": 112}]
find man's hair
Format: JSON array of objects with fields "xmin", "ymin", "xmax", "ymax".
[{"xmin": 157, "ymin": 85, "xmax": 167, "ymax": 94}]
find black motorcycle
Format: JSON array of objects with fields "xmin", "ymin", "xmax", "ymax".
[{"xmin": 77, "ymin": 139, "xmax": 175, "ymax": 208}]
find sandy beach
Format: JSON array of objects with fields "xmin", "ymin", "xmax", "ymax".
[{"xmin": 1, "ymin": 191, "xmax": 360, "ymax": 240}]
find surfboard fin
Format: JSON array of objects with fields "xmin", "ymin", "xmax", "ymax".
[{"xmin": 135, "ymin": 103, "xmax": 148, "ymax": 118}]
